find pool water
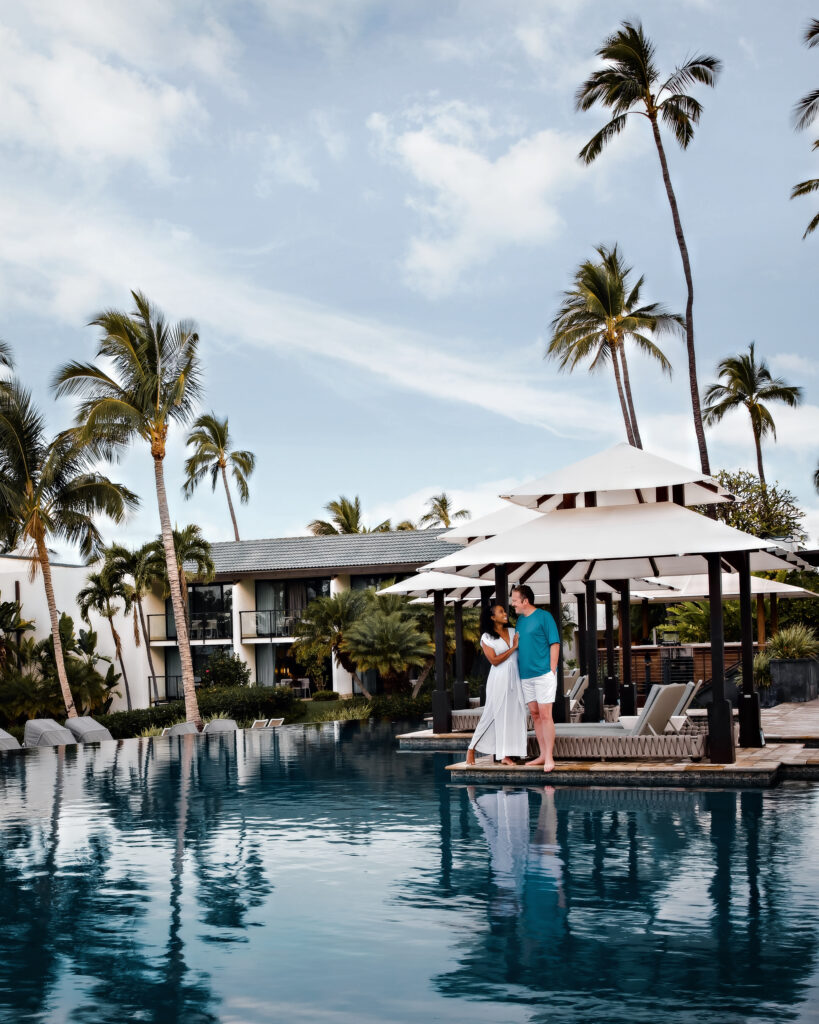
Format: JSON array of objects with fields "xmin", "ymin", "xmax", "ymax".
[{"xmin": 1, "ymin": 721, "xmax": 818, "ymax": 1024}]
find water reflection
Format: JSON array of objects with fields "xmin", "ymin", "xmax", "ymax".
[{"xmin": 0, "ymin": 724, "xmax": 817, "ymax": 1024}]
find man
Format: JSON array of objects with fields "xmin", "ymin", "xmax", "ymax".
[{"xmin": 509, "ymin": 584, "xmax": 561, "ymax": 773}]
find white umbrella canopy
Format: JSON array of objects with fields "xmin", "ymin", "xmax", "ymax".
[
  {"xmin": 501, "ymin": 442, "xmax": 734, "ymax": 510},
  {"xmin": 423, "ymin": 502, "xmax": 809, "ymax": 580},
  {"xmin": 632, "ymin": 574, "xmax": 816, "ymax": 603},
  {"xmin": 442, "ymin": 503, "xmax": 541, "ymax": 545},
  {"xmin": 376, "ymin": 571, "xmax": 493, "ymax": 598}
]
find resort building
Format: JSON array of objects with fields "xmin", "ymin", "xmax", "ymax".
[{"xmin": 1, "ymin": 532, "xmax": 454, "ymax": 712}]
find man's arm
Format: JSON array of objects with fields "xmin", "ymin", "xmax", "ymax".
[{"xmin": 550, "ymin": 643, "xmax": 560, "ymax": 673}]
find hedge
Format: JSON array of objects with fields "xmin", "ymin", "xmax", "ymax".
[{"xmin": 98, "ymin": 685, "xmax": 303, "ymax": 739}]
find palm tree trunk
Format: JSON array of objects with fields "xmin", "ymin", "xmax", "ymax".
[
  {"xmin": 154, "ymin": 456, "xmax": 201, "ymax": 728},
  {"xmin": 753, "ymin": 424, "xmax": 766, "ymax": 486},
  {"xmin": 618, "ymin": 346, "xmax": 643, "ymax": 448},
  {"xmin": 36, "ymin": 535, "xmax": 77, "ymax": 718},
  {"xmin": 610, "ymin": 343, "xmax": 636, "ymax": 445},
  {"xmin": 221, "ymin": 465, "xmax": 240, "ymax": 542},
  {"xmin": 412, "ymin": 659, "xmax": 434, "ymax": 698},
  {"xmin": 107, "ymin": 616, "xmax": 132, "ymax": 711},
  {"xmin": 649, "ymin": 112, "xmax": 711, "ymax": 475},
  {"xmin": 137, "ymin": 596, "xmax": 160, "ymax": 703}
]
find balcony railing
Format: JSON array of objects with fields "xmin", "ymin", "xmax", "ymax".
[
  {"xmin": 240, "ymin": 609, "xmax": 302, "ymax": 640},
  {"xmin": 148, "ymin": 612, "xmax": 233, "ymax": 642}
]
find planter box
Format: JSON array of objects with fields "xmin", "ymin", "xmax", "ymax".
[{"xmin": 769, "ymin": 658, "xmax": 819, "ymax": 705}]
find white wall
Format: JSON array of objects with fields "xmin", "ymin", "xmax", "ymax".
[{"xmin": 330, "ymin": 573, "xmax": 354, "ymax": 697}]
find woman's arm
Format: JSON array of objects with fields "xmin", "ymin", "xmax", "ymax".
[{"xmin": 481, "ymin": 633, "xmax": 519, "ymax": 666}]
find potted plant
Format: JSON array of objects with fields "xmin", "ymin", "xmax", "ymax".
[{"xmin": 767, "ymin": 625, "xmax": 819, "ymax": 705}]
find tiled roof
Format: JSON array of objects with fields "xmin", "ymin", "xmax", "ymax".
[{"xmin": 209, "ymin": 529, "xmax": 453, "ymax": 576}]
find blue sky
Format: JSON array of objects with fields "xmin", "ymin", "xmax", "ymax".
[{"xmin": 0, "ymin": 0, "xmax": 817, "ymax": 552}]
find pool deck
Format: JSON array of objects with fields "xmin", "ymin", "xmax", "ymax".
[{"xmin": 397, "ymin": 700, "xmax": 819, "ymax": 789}]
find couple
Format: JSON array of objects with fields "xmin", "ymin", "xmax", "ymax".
[{"xmin": 465, "ymin": 584, "xmax": 561, "ymax": 773}]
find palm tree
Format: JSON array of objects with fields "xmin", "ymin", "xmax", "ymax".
[
  {"xmin": 342, "ymin": 609, "xmax": 432, "ymax": 694},
  {"xmin": 182, "ymin": 413, "xmax": 255, "ymax": 542},
  {"xmin": 0, "ymin": 382, "xmax": 137, "ymax": 718},
  {"xmin": 548, "ymin": 244, "xmax": 680, "ymax": 447},
  {"xmin": 292, "ymin": 589, "xmax": 374, "ymax": 697},
  {"xmin": 576, "ymin": 20, "xmax": 721, "ymax": 473},
  {"xmin": 165, "ymin": 525, "xmax": 215, "ymax": 627},
  {"xmin": 308, "ymin": 495, "xmax": 391, "ymax": 535},
  {"xmin": 791, "ymin": 19, "xmax": 819, "ymax": 237},
  {"xmin": 703, "ymin": 342, "xmax": 802, "ymax": 486},
  {"xmin": 419, "ymin": 492, "xmax": 470, "ymax": 529},
  {"xmin": 105, "ymin": 542, "xmax": 165, "ymax": 703},
  {"xmin": 52, "ymin": 290, "xmax": 205, "ymax": 727},
  {"xmin": 77, "ymin": 569, "xmax": 134, "ymax": 711}
]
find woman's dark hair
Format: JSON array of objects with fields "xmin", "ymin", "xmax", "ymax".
[{"xmin": 480, "ymin": 601, "xmax": 506, "ymax": 639}]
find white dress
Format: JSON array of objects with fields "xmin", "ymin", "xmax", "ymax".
[{"xmin": 468, "ymin": 629, "xmax": 528, "ymax": 759}]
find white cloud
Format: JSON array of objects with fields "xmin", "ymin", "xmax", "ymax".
[
  {"xmin": 771, "ymin": 352, "xmax": 816, "ymax": 378},
  {"xmin": 370, "ymin": 477, "xmax": 529, "ymax": 530},
  {"xmin": 251, "ymin": 0, "xmax": 375, "ymax": 48},
  {"xmin": 368, "ymin": 100, "xmax": 591, "ymax": 297},
  {"xmin": 0, "ymin": 25, "xmax": 205, "ymax": 178},
  {"xmin": 254, "ymin": 133, "xmax": 319, "ymax": 192},
  {"xmin": 312, "ymin": 110, "xmax": 348, "ymax": 161}
]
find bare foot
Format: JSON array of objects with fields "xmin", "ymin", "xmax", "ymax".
[
  {"xmin": 527, "ymin": 757, "xmax": 546, "ymax": 766},
  {"xmin": 543, "ymin": 760, "xmax": 556, "ymax": 773},
  {"xmin": 500, "ymin": 757, "xmax": 516, "ymax": 766},
  {"xmin": 466, "ymin": 749, "xmax": 475, "ymax": 765}
]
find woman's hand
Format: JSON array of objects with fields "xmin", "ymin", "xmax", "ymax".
[{"xmin": 512, "ymin": 632, "xmax": 519, "ymax": 649}]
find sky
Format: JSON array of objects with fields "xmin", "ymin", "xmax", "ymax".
[{"xmin": 0, "ymin": 0, "xmax": 817, "ymax": 556}]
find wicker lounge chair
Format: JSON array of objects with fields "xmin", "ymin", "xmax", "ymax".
[
  {"xmin": 547, "ymin": 683, "xmax": 707, "ymax": 760},
  {"xmin": 24, "ymin": 719, "xmax": 77, "ymax": 747},
  {"xmin": 0, "ymin": 727, "xmax": 21, "ymax": 751},
  {"xmin": 63, "ymin": 716, "xmax": 114, "ymax": 744}
]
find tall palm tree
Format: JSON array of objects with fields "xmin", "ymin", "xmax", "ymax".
[
  {"xmin": 419, "ymin": 492, "xmax": 471, "ymax": 529},
  {"xmin": 182, "ymin": 413, "xmax": 256, "ymax": 542},
  {"xmin": 77, "ymin": 569, "xmax": 134, "ymax": 711},
  {"xmin": 0, "ymin": 382, "xmax": 137, "ymax": 718},
  {"xmin": 576, "ymin": 20, "xmax": 721, "ymax": 473},
  {"xmin": 548, "ymin": 244, "xmax": 680, "ymax": 447},
  {"xmin": 308, "ymin": 495, "xmax": 391, "ymax": 535},
  {"xmin": 52, "ymin": 290, "xmax": 205, "ymax": 727},
  {"xmin": 791, "ymin": 19, "xmax": 819, "ymax": 237},
  {"xmin": 703, "ymin": 342, "xmax": 802, "ymax": 486},
  {"xmin": 105, "ymin": 542, "xmax": 165, "ymax": 703}
]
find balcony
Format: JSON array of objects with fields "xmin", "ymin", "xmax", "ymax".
[
  {"xmin": 240, "ymin": 609, "xmax": 302, "ymax": 640},
  {"xmin": 148, "ymin": 612, "xmax": 233, "ymax": 643}
]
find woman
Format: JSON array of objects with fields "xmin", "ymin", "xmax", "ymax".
[{"xmin": 465, "ymin": 602, "xmax": 527, "ymax": 766}]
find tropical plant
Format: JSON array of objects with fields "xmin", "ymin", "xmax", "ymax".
[
  {"xmin": 0, "ymin": 382, "xmax": 137, "ymax": 719},
  {"xmin": 703, "ymin": 343, "xmax": 802, "ymax": 486},
  {"xmin": 164, "ymin": 525, "xmax": 215, "ymax": 623},
  {"xmin": 705, "ymin": 470, "xmax": 806, "ymax": 542},
  {"xmin": 104, "ymin": 542, "xmax": 165, "ymax": 703},
  {"xmin": 77, "ymin": 568, "xmax": 135, "ymax": 711},
  {"xmin": 791, "ymin": 19, "xmax": 819, "ymax": 236},
  {"xmin": 577, "ymin": 20, "xmax": 721, "ymax": 473},
  {"xmin": 753, "ymin": 650, "xmax": 772, "ymax": 688},
  {"xmin": 307, "ymin": 495, "xmax": 391, "ymax": 535},
  {"xmin": 53, "ymin": 291, "xmax": 204, "ymax": 726},
  {"xmin": 182, "ymin": 412, "xmax": 256, "ymax": 542},
  {"xmin": 403, "ymin": 600, "xmax": 481, "ymax": 696},
  {"xmin": 0, "ymin": 591, "xmax": 33, "ymax": 672},
  {"xmin": 199, "ymin": 650, "xmax": 251, "ymax": 688},
  {"xmin": 341, "ymin": 610, "xmax": 432, "ymax": 693},
  {"xmin": 292, "ymin": 589, "xmax": 374, "ymax": 696},
  {"xmin": 419, "ymin": 492, "xmax": 470, "ymax": 529},
  {"xmin": 767, "ymin": 624, "xmax": 819, "ymax": 661},
  {"xmin": 548, "ymin": 244, "xmax": 680, "ymax": 447},
  {"xmin": 664, "ymin": 600, "xmax": 742, "ymax": 643}
]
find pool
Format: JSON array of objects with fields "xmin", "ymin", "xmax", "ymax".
[{"xmin": 1, "ymin": 721, "xmax": 818, "ymax": 1024}]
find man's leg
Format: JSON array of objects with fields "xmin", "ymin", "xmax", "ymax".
[
  {"xmin": 539, "ymin": 702, "xmax": 555, "ymax": 772},
  {"xmin": 527, "ymin": 700, "xmax": 546, "ymax": 764}
]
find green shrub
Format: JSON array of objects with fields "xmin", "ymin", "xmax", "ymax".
[
  {"xmin": 99, "ymin": 685, "xmax": 303, "ymax": 739},
  {"xmin": 309, "ymin": 701, "xmax": 372, "ymax": 723},
  {"xmin": 768, "ymin": 624, "xmax": 819, "ymax": 661},
  {"xmin": 312, "ymin": 689, "xmax": 339, "ymax": 701},
  {"xmin": 753, "ymin": 650, "xmax": 772, "ymax": 688},
  {"xmin": 199, "ymin": 650, "xmax": 251, "ymax": 689},
  {"xmin": 368, "ymin": 693, "xmax": 431, "ymax": 720}
]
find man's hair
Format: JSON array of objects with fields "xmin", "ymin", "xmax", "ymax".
[{"xmin": 511, "ymin": 584, "xmax": 535, "ymax": 605}]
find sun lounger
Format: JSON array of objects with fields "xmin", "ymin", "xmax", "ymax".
[
  {"xmin": 546, "ymin": 683, "xmax": 707, "ymax": 759},
  {"xmin": 617, "ymin": 680, "xmax": 703, "ymax": 734},
  {"xmin": 63, "ymin": 716, "xmax": 114, "ymax": 744},
  {"xmin": 163, "ymin": 722, "xmax": 199, "ymax": 737},
  {"xmin": 0, "ymin": 728, "xmax": 21, "ymax": 751},
  {"xmin": 24, "ymin": 719, "xmax": 77, "ymax": 747},
  {"xmin": 568, "ymin": 674, "xmax": 588, "ymax": 715},
  {"xmin": 203, "ymin": 718, "xmax": 238, "ymax": 734},
  {"xmin": 251, "ymin": 719, "xmax": 269, "ymax": 729},
  {"xmin": 267, "ymin": 718, "xmax": 284, "ymax": 727}
]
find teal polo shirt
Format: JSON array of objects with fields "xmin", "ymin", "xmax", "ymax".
[{"xmin": 515, "ymin": 608, "xmax": 560, "ymax": 679}]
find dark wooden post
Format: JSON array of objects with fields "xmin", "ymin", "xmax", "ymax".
[
  {"xmin": 452, "ymin": 599, "xmax": 468, "ymax": 710},
  {"xmin": 707, "ymin": 553, "xmax": 735, "ymax": 763},
  {"xmin": 548, "ymin": 561, "xmax": 572, "ymax": 724},
  {"xmin": 583, "ymin": 580, "xmax": 602, "ymax": 722},
  {"xmin": 602, "ymin": 592, "xmax": 618, "ymax": 707},
  {"xmin": 770, "ymin": 594, "xmax": 779, "ymax": 634},
  {"xmin": 576, "ymin": 593, "xmax": 587, "ymax": 675},
  {"xmin": 431, "ymin": 590, "xmax": 451, "ymax": 734},
  {"xmin": 494, "ymin": 563, "xmax": 509, "ymax": 612},
  {"xmin": 618, "ymin": 580, "xmax": 635, "ymax": 715},
  {"xmin": 733, "ymin": 552, "xmax": 764, "ymax": 748}
]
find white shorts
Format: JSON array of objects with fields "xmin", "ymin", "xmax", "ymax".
[{"xmin": 521, "ymin": 672, "xmax": 557, "ymax": 706}]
